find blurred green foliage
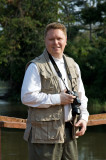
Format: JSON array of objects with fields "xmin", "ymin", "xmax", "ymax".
[{"xmin": 0, "ymin": 0, "xmax": 106, "ymax": 102}]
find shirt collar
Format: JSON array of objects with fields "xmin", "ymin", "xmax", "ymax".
[{"xmin": 52, "ymin": 56, "xmax": 64, "ymax": 64}]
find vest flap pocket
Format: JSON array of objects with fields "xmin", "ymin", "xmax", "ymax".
[
  {"xmin": 35, "ymin": 113, "xmax": 61, "ymax": 121},
  {"xmin": 32, "ymin": 112, "xmax": 61, "ymax": 122},
  {"xmin": 68, "ymin": 67, "xmax": 78, "ymax": 91},
  {"xmin": 31, "ymin": 119, "xmax": 62, "ymax": 141},
  {"xmin": 31, "ymin": 108, "xmax": 63, "ymax": 141},
  {"xmin": 40, "ymin": 70, "xmax": 57, "ymax": 91},
  {"xmin": 40, "ymin": 69, "xmax": 52, "ymax": 79},
  {"xmin": 31, "ymin": 107, "xmax": 62, "ymax": 122},
  {"xmin": 68, "ymin": 67, "xmax": 77, "ymax": 78}
]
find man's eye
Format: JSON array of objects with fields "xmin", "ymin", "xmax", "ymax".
[{"xmin": 58, "ymin": 38, "xmax": 62, "ymax": 40}]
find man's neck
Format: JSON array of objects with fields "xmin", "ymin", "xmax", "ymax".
[
  {"xmin": 48, "ymin": 52, "xmax": 63, "ymax": 59},
  {"xmin": 52, "ymin": 55, "xmax": 63, "ymax": 59}
]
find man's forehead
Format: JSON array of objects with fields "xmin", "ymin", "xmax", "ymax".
[{"xmin": 46, "ymin": 29, "xmax": 66, "ymax": 37}]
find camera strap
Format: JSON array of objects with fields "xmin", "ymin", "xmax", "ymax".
[{"xmin": 48, "ymin": 52, "xmax": 74, "ymax": 91}]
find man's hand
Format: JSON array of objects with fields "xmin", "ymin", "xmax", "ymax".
[
  {"xmin": 60, "ymin": 89, "xmax": 76, "ymax": 105},
  {"xmin": 75, "ymin": 119, "xmax": 87, "ymax": 136}
]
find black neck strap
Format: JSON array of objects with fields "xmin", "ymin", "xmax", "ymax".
[{"xmin": 48, "ymin": 52, "xmax": 73, "ymax": 91}]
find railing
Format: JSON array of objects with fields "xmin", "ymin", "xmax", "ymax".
[
  {"xmin": 0, "ymin": 113, "xmax": 106, "ymax": 129},
  {"xmin": 0, "ymin": 116, "xmax": 26, "ymax": 129},
  {"xmin": 0, "ymin": 114, "xmax": 106, "ymax": 160},
  {"xmin": 87, "ymin": 113, "xmax": 106, "ymax": 126}
]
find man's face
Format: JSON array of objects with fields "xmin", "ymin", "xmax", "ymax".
[{"xmin": 45, "ymin": 29, "xmax": 67, "ymax": 58}]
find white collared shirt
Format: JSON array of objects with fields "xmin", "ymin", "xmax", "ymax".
[{"xmin": 21, "ymin": 57, "xmax": 89, "ymax": 122}]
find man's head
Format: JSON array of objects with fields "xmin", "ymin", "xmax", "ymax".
[
  {"xmin": 44, "ymin": 22, "xmax": 67, "ymax": 38},
  {"xmin": 44, "ymin": 22, "xmax": 67, "ymax": 59}
]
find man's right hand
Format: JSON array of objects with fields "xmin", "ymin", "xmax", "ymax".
[{"xmin": 60, "ymin": 89, "xmax": 76, "ymax": 105}]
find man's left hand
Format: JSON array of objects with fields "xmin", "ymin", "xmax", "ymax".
[{"xmin": 75, "ymin": 119, "xmax": 87, "ymax": 137}]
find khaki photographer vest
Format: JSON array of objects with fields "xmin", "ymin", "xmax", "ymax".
[{"xmin": 24, "ymin": 49, "xmax": 79, "ymax": 143}]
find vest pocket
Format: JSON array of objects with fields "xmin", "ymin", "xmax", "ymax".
[
  {"xmin": 40, "ymin": 70, "xmax": 59, "ymax": 94},
  {"xmin": 72, "ymin": 77, "xmax": 77, "ymax": 90},
  {"xmin": 31, "ymin": 111, "xmax": 62, "ymax": 141},
  {"xmin": 32, "ymin": 120, "xmax": 61, "ymax": 141},
  {"xmin": 40, "ymin": 71, "xmax": 53, "ymax": 89},
  {"xmin": 31, "ymin": 119, "xmax": 61, "ymax": 141},
  {"xmin": 70, "ymin": 69, "xmax": 78, "ymax": 91}
]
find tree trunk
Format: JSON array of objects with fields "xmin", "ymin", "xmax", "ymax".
[{"xmin": 90, "ymin": 23, "xmax": 92, "ymax": 41}]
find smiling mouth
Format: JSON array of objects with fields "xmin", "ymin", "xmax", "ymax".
[{"xmin": 53, "ymin": 47, "xmax": 60, "ymax": 49}]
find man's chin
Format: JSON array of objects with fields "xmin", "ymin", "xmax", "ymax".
[{"xmin": 53, "ymin": 49, "xmax": 61, "ymax": 54}]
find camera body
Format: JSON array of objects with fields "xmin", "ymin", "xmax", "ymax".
[{"xmin": 66, "ymin": 90, "xmax": 81, "ymax": 116}]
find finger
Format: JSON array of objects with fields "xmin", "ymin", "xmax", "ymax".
[
  {"xmin": 67, "ymin": 97, "xmax": 75, "ymax": 103},
  {"xmin": 76, "ymin": 128, "xmax": 86, "ymax": 136},
  {"xmin": 67, "ymin": 94, "xmax": 76, "ymax": 101},
  {"xmin": 75, "ymin": 121, "xmax": 81, "ymax": 127},
  {"xmin": 68, "ymin": 94, "xmax": 76, "ymax": 99}
]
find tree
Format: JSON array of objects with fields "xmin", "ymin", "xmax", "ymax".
[
  {"xmin": 59, "ymin": 0, "xmax": 81, "ymax": 40},
  {"xmin": 0, "ymin": 0, "xmax": 60, "ymax": 100},
  {"xmin": 0, "ymin": 0, "xmax": 106, "ymax": 102},
  {"xmin": 80, "ymin": 0, "xmax": 106, "ymax": 41}
]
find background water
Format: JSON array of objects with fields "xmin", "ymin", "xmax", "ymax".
[{"xmin": 0, "ymin": 99, "xmax": 106, "ymax": 160}]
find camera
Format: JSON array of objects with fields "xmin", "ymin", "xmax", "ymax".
[{"xmin": 66, "ymin": 89, "xmax": 81, "ymax": 116}]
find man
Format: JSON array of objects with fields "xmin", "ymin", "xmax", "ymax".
[{"xmin": 21, "ymin": 22, "xmax": 89, "ymax": 160}]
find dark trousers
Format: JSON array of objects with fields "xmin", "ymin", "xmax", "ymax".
[{"xmin": 28, "ymin": 123, "xmax": 78, "ymax": 160}]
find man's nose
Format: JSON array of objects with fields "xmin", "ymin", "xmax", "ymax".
[{"xmin": 53, "ymin": 39, "xmax": 58, "ymax": 44}]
